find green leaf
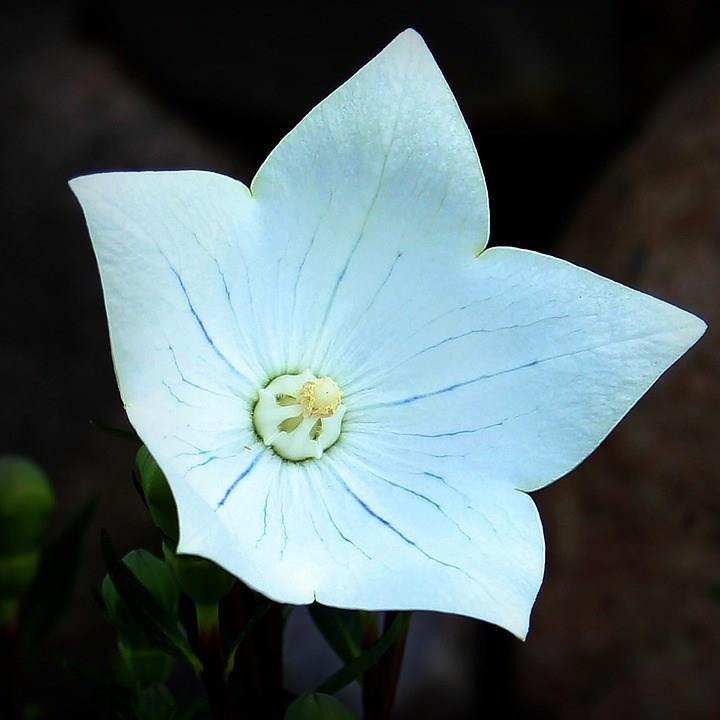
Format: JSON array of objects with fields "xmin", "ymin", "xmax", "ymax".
[
  {"xmin": 100, "ymin": 530, "xmax": 202, "ymax": 674},
  {"xmin": 90, "ymin": 419, "xmax": 139, "ymax": 441},
  {"xmin": 133, "ymin": 683, "xmax": 177, "ymax": 720},
  {"xmin": 117, "ymin": 640, "xmax": 175, "ymax": 688},
  {"xmin": 136, "ymin": 447, "xmax": 179, "ymax": 542},
  {"xmin": 223, "ymin": 599, "xmax": 273, "ymax": 681},
  {"xmin": 21, "ymin": 498, "xmax": 96, "ymax": 645},
  {"xmin": 309, "ymin": 604, "xmax": 364, "ymax": 664},
  {"xmin": 102, "ymin": 549, "xmax": 180, "ymax": 644},
  {"xmin": 162, "ymin": 542, "xmax": 234, "ymax": 604},
  {"xmin": 285, "ymin": 693, "xmax": 356, "ymax": 720},
  {"xmin": 316, "ymin": 612, "xmax": 411, "ymax": 696}
]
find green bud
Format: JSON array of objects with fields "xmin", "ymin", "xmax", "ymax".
[
  {"xmin": 0, "ymin": 456, "xmax": 55, "ymax": 553},
  {"xmin": 162, "ymin": 542, "xmax": 235, "ymax": 604},
  {"xmin": 285, "ymin": 693, "xmax": 356, "ymax": 720},
  {"xmin": 101, "ymin": 549, "xmax": 179, "ymax": 645},
  {"xmin": 135, "ymin": 447, "xmax": 179, "ymax": 542},
  {"xmin": 118, "ymin": 639, "xmax": 174, "ymax": 687},
  {"xmin": 0, "ymin": 550, "xmax": 40, "ymax": 599}
]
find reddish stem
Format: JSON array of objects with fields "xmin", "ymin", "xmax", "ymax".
[{"xmin": 362, "ymin": 611, "xmax": 410, "ymax": 720}]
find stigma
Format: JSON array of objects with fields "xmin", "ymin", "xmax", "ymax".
[{"xmin": 253, "ymin": 371, "xmax": 346, "ymax": 461}]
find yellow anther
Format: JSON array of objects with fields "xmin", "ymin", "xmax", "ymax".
[
  {"xmin": 298, "ymin": 377, "xmax": 342, "ymax": 418},
  {"xmin": 253, "ymin": 371, "xmax": 346, "ymax": 461}
]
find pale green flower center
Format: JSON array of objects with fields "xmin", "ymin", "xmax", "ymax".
[{"xmin": 253, "ymin": 371, "xmax": 346, "ymax": 461}]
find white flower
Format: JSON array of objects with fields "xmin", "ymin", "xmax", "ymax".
[{"xmin": 70, "ymin": 30, "xmax": 704, "ymax": 638}]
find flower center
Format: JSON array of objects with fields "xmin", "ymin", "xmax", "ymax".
[{"xmin": 253, "ymin": 371, "xmax": 346, "ymax": 461}]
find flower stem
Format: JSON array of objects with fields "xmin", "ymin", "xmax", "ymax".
[
  {"xmin": 362, "ymin": 611, "xmax": 411, "ymax": 720},
  {"xmin": 196, "ymin": 601, "xmax": 230, "ymax": 720}
]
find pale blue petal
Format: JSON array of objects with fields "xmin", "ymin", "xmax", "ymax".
[
  {"xmin": 70, "ymin": 171, "xmax": 276, "ymax": 517},
  {"xmin": 249, "ymin": 29, "xmax": 488, "ymax": 376},
  {"xmin": 70, "ymin": 29, "xmax": 705, "ymax": 635},
  {"xmin": 346, "ymin": 247, "xmax": 705, "ymax": 492},
  {"xmin": 176, "ymin": 444, "xmax": 544, "ymax": 639}
]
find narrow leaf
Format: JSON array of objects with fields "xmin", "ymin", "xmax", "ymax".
[
  {"xmin": 316, "ymin": 612, "xmax": 411, "ymax": 696},
  {"xmin": 309, "ymin": 604, "xmax": 363, "ymax": 664},
  {"xmin": 223, "ymin": 599, "xmax": 273, "ymax": 681},
  {"xmin": 21, "ymin": 498, "xmax": 97, "ymax": 645},
  {"xmin": 100, "ymin": 530, "xmax": 202, "ymax": 674},
  {"xmin": 90, "ymin": 419, "xmax": 139, "ymax": 441}
]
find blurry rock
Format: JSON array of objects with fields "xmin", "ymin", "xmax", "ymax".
[
  {"xmin": 519, "ymin": 48, "xmax": 720, "ymax": 720},
  {"xmin": 0, "ymin": 6, "xmax": 252, "ymax": 703}
]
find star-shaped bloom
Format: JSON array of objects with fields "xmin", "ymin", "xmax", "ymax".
[{"xmin": 70, "ymin": 30, "xmax": 704, "ymax": 638}]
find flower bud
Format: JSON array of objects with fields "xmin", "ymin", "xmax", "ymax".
[
  {"xmin": 0, "ymin": 550, "xmax": 40, "ymax": 599},
  {"xmin": 0, "ymin": 456, "xmax": 55, "ymax": 553}
]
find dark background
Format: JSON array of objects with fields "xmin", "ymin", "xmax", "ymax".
[{"xmin": 1, "ymin": 1, "xmax": 719, "ymax": 717}]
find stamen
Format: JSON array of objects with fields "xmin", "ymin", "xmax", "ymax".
[
  {"xmin": 298, "ymin": 377, "xmax": 342, "ymax": 418},
  {"xmin": 253, "ymin": 371, "xmax": 346, "ymax": 461}
]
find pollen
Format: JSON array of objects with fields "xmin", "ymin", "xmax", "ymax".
[
  {"xmin": 298, "ymin": 377, "xmax": 342, "ymax": 418},
  {"xmin": 253, "ymin": 370, "xmax": 346, "ymax": 461}
]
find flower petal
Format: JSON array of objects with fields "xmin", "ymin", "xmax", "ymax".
[
  {"xmin": 70, "ymin": 171, "xmax": 277, "ymax": 502},
  {"xmin": 348, "ymin": 247, "xmax": 705, "ymax": 492},
  {"xmin": 249, "ymin": 29, "xmax": 488, "ymax": 374},
  {"xmin": 70, "ymin": 170, "xmax": 277, "ymax": 391},
  {"xmin": 177, "ymin": 444, "xmax": 544, "ymax": 639}
]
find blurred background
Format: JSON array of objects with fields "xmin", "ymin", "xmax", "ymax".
[{"xmin": 1, "ymin": 0, "xmax": 719, "ymax": 717}]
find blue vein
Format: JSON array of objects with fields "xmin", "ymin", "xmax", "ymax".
[
  {"xmin": 317, "ymin": 484, "xmax": 372, "ymax": 560},
  {"xmin": 185, "ymin": 454, "xmax": 224, "ymax": 473},
  {"xmin": 162, "ymin": 379, "xmax": 198, "ymax": 408},
  {"xmin": 317, "ymin": 70, "xmax": 408, "ymax": 333},
  {"xmin": 189, "ymin": 231, "xmax": 258, "ymax": 368},
  {"xmin": 278, "ymin": 464, "xmax": 289, "ymax": 559},
  {"xmin": 329, "ymin": 467, "xmax": 472, "ymax": 579},
  {"xmin": 254, "ymin": 486, "xmax": 271, "ymax": 548},
  {"xmin": 420, "ymin": 472, "xmax": 471, "ymax": 503},
  {"xmin": 166, "ymin": 343, "xmax": 235, "ymax": 399},
  {"xmin": 396, "ymin": 315, "xmax": 571, "ymax": 368},
  {"xmin": 378, "ymin": 327, "xmax": 680, "ymax": 409},
  {"xmin": 342, "ymin": 453, "xmax": 471, "ymax": 540},
  {"xmin": 159, "ymin": 250, "xmax": 241, "ymax": 379},
  {"xmin": 317, "ymin": 251, "xmax": 403, "ymax": 370},
  {"xmin": 291, "ymin": 192, "xmax": 334, "ymax": 327},
  {"xmin": 382, "ymin": 419, "xmax": 506, "ymax": 439},
  {"xmin": 216, "ymin": 453, "xmax": 262, "ymax": 508},
  {"xmin": 382, "ymin": 359, "xmax": 542, "ymax": 407}
]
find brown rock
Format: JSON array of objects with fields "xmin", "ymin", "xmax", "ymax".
[{"xmin": 519, "ymin": 49, "xmax": 720, "ymax": 720}]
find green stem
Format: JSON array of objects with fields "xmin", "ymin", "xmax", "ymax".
[
  {"xmin": 196, "ymin": 602, "xmax": 230, "ymax": 720},
  {"xmin": 362, "ymin": 611, "xmax": 411, "ymax": 720}
]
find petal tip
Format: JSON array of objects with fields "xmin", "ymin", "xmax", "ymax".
[
  {"xmin": 394, "ymin": 27, "xmax": 426, "ymax": 46},
  {"xmin": 67, "ymin": 174, "xmax": 91, "ymax": 197},
  {"xmin": 387, "ymin": 27, "xmax": 434, "ymax": 62},
  {"xmin": 690, "ymin": 313, "xmax": 708, "ymax": 341}
]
